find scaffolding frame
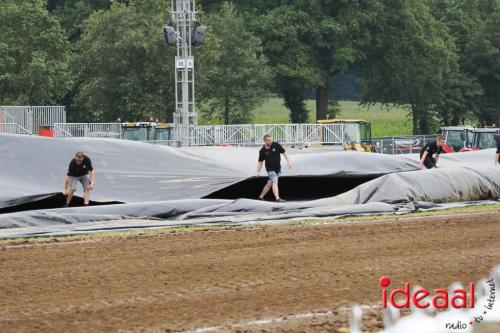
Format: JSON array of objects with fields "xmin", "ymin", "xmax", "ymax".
[{"xmin": 171, "ymin": 0, "xmax": 198, "ymax": 146}]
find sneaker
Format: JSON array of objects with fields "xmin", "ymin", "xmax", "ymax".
[
  {"xmin": 259, "ymin": 197, "xmax": 264, "ymax": 201},
  {"xmin": 276, "ymin": 198, "xmax": 286, "ymax": 203},
  {"xmin": 63, "ymin": 204, "xmax": 68, "ymax": 208}
]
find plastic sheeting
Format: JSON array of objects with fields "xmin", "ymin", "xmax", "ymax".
[
  {"xmin": 295, "ymin": 165, "xmax": 500, "ymax": 207},
  {"xmin": 1, "ymin": 200, "xmax": 498, "ymax": 239},
  {"xmin": 1, "ymin": 134, "xmax": 500, "ymax": 238},
  {"xmin": 10, "ymin": 164, "xmax": 494, "ymax": 226},
  {"xmin": 0, "ymin": 134, "xmax": 418, "ymax": 208},
  {"xmin": 0, "ymin": 134, "xmax": 244, "ymax": 205}
]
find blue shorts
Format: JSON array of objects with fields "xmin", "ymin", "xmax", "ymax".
[
  {"xmin": 267, "ymin": 171, "xmax": 281, "ymax": 182},
  {"xmin": 69, "ymin": 175, "xmax": 90, "ymax": 192}
]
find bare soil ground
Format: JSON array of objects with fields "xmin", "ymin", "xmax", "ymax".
[{"xmin": 1, "ymin": 211, "xmax": 500, "ymax": 333}]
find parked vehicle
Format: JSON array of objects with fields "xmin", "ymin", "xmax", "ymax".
[
  {"xmin": 441, "ymin": 126, "xmax": 474, "ymax": 153},
  {"xmin": 317, "ymin": 119, "xmax": 373, "ymax": 152}
]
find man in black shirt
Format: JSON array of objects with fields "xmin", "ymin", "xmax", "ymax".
[
  {"xmin": 419, "ymin": 136, "xmax": 445, "ymax": 169},
  {"xmin": 63, "ymin": 152, "xmax": 95, "ymax": 207},
  {"xmin": 257, "ymin": 135, "xmax": 292, "ymax": 202}
]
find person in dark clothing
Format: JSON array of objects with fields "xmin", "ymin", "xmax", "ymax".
[
  {"xmin": 63, "ymin": 152, "xmax": 95, "ymax": 207},
  {"xmin": 419, "ymin": 136, "xmax": 445, "ymax": 169},
  {"xmin": 257, "ymin": 135, "xmax": 292, "ymax": 202},
  {"xmin": 495, "ymin": 131, "xmax": 500, "ymax": 166}
]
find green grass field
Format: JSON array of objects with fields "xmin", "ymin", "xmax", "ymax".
[
  {"xmin": 254, "ymin": 98, "xmax": 412, "ymax": 137},
  {"xmin": 198, "ymin": 98, "xmax": 412, "ymax": 137}
]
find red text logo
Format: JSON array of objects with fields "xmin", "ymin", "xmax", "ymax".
[{"xmin": 379, "ymin": 276, "xmax": 475, "ymax": 309}]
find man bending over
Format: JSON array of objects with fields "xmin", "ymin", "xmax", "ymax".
[
  {"xmin": 419, "ymin": 136, "xmax": 445, "ymax": 169},
  {"xmin": 63, "ymin": 152, "xmax": 95, "ymax": 207}
]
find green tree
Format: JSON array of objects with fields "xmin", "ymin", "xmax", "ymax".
[
  {"xmin": 0, "ymin": 0, "xmax": 73, "ymax": 105},
  {"xmin": 47, "ymin": 0, "xmax": 111, "ymax": 12},
  {"xmin": 258, "ymin": 6, "xmax": 319, "ymax": 123},
  {"xmin": 198, "ymin": 2, "xmax": 271, "ymax": 124},
  {"xmin": 258, "ymin": 1, "xmax": 372, "ymax": 122},
  {"xmin": 73, "ymin": 0, "xmax": 175, "ymax": 122},
  {"xmin": 430, "ymin": 0, "xmax": 488, "ymax": 126},
  {"xmin": 359, "ymin": 0, "xmax": 457, "ymax": 134},
  {"xmin": 296, "ymin": 1, "xmax": 368, "ymax": 121},
  {"xmin": 435, "ymin": 70, "xmax": 482, "ymax": 126},
  {"xmin": 462, "ymin": 1, "xmax": 500, "ymax": 125},
  {"xmin": 198, "ymin": 0, "xmax": 280, "ymax": 14},
  {"xmin": 50, "ymin": 0, "xmax": 112, "ymax": 42}
]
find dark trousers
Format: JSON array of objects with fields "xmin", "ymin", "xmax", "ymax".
[{"xmin": 423, "ymin": 156, "xmax": 436, "ymax": 169}]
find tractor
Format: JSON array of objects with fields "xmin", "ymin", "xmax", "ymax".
[
  {"xmin": 470, "ymin": 128, "xmax": 500, "ymax": 150},
  {"xmin": 441, "ymin": 126, "xmax": 500, "ymax": 152},
  {"xmin": 441, "ymin": 126, "xmax": 475, "ymax": 153},
  {"xmin": 317, "ymin": 119, "xmax": 374, "ymax": 152},
  {"xmin": 122, "ymin": 122, "xmax": 174, "ymax": 141}
]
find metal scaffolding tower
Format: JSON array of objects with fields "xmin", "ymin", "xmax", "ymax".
[{"xmin": 171, "ymin": 0, "xmax": 198, "ymax": 146}]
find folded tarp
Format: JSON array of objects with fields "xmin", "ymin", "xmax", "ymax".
[
  {"xmin": 0, "ymin": 199, "xmax": 230, "ymax": 228},
  {"xmin": 296, "ymin": 165, "xmax": 500, "ymax": 207},
  {"xmin": 0, "ymin": 134, "xmax": 419, "ymax": 208},
  {"xmin": 0, "ymin": 134, "xmax": 243, "ymax": 204},
  {"xmin": 2, "ymin": 134, "xmax": 500, "ymax": 238},
  {"xmin": 0, "ymin": 164, "xmax": 499, "ymax": 227},
  {"xmin": 4, "ymin": 134, "xmax": 495, "ymax": 209},
  {"xmin": 1, "ymin": 200, "xmax": 498, "ymax": 239}
]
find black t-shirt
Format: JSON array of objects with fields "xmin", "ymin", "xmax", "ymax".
[
  {"xmin": 420, "ymin": 141, "xmax": 443, "ymax": 158},
  {"xmin": 67, "ymin": 156, "xmax": 93, "ymax": 177},
  {"xmin": 258, "ymin": 142, "xmax": 285, "ymax": 172}
]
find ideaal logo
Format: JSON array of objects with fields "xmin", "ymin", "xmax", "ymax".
[
  {"xmin": 378, "ymin": 277, "xmax": 475, "ymax": 309},
  {"xmin": 379, "ymin": 276, "xmax": 496, "ymax": 330}
]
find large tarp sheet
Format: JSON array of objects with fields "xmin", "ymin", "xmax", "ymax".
[
  {"xmin": 295, "ymin": 165, "xmax": 500, "ymax": 207},
  {"xmin": 0, "ymin": 134, "xmax": 243, "ymax": 204},
  {"xmin": 0, "ymin": 134, "xmax": 418, "ymax": 206},
  {"xmin": 1, "ymin": 134, "xmax": 500, "ymax": 238},
  {"xmin": 1, "ymin": 200, "xmax": 498, "ymax": 239}
]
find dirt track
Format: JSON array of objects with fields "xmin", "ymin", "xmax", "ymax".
[{"xmin": 1, "ymin": 211, "xmax": 500, "ymax": 333}]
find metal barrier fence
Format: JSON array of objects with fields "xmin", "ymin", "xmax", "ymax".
[
  {"xmin": 188, "ymin": 124, "xmax": 346, "ymax": 146},
  {"xmin": 53, "ymin": 123, "xmax": 122, "ymax": 139},
  {"xmin": 0, "ymin": 123, "xmax": 34, "ymax": 135},
  {"xmin": 52, "ymin": 123, "xmax": 347, "ymax": 146},
  {"xmin": 372, "ymin": 135, "xmax": 439, "ymax": 154},
  {"xmin": 49, "ymin": 122, "xmax": 439, "ymax": 154},
  {"xmin": 0, "ymin": 109, "xmax": 33, "ymax": 135},
  {"xmin": 0, "ymin": 106, "xmax": 65, "ymax": 134}
]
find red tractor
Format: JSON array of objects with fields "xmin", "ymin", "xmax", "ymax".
[
  {"xmin": 470, "ymin": 128, "xmax": 500, "ymax": 150},
  {"xmin": 441, "ymin": 126, "xmax": 474, "ymax": 153},
  {"xmin": 441, "ymin": 126, "xmax": 500, "ymax": 153}
]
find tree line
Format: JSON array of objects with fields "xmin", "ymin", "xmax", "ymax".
[{"xmin": 1, "ymin": 0, "xmax": 499, "ymax": 134}]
